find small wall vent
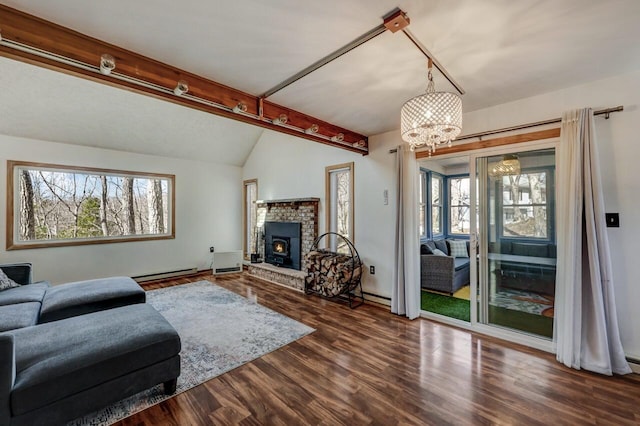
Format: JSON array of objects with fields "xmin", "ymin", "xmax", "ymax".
[{"xmin": 213, "ymin": 251, "xmax": 243, "ymax": 275}]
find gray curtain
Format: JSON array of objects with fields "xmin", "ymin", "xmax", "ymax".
[
  {"xmin": 554, "ymin": 108, "xmax": 631, "ymax": 375},
  {"xmin": 391, "ymin": 145, "xmax": 420, "ymax": 319}
]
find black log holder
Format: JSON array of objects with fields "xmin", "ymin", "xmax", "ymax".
[{"xmin": 304, "ymin": 232, "xmax": 365, "ymax": 309}]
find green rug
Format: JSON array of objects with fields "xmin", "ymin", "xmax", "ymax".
[
  {"xmin": 421, "ymin": 291, "xmax": 553, "ymax": 337},
  {"xmin": 421, "ymin": 291, "xmax": 470, "ymax": 322}
]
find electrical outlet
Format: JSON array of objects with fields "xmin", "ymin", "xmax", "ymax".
[
  {"xmin": 209, "ymin": 246, "xmax": 215, "ymax": 253},
  {"xmin": 370, "ymin": 265, "xmax": 375, "ymax": 275}
]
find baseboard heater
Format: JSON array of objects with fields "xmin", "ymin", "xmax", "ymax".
[
  {"xmin": 133, "ymin": 267, "xmax": 198, "ymax": 283},
  {"xmin": 213, "ymin": 250, "xmax": 243, "ymax": 275}
]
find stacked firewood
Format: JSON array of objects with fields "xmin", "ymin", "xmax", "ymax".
[{"xmin": 305, "ymin": 249, "xmax": 363, "ymax": 297}]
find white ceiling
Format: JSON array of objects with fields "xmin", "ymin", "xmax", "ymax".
[{"xmin": 2, "ymin": 0, "xmax": 640, "ymax": 164}]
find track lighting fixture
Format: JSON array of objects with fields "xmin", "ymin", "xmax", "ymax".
[
  {"xmin": 331, "ymin": 133, "xmax": 344, "ymax": 142},
  {"xmin": 352, "ymin": 140, "xmax": 366, "ymax": 148},
  {"xmin": 305, "ymin": 124, "xmax": 319, "ymax": 135},
  {"xmin": 233, "ymin": 102, "xmax": 248, "ymax": 113},
  {"xmin": 272, "ymin": 114, "xmax": 288, "ymax": 125},
  {"xmin": 99, "ymin": 54, "xmax": 116, "ymax": 75},
  {"xmin": 173, "ymin": 80, "xmax": 189, "ymax": 96}
]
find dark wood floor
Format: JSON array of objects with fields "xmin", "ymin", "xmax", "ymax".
[{"xmin": 117, "ymin": 273, "xmax": 640, "ymax": 425}]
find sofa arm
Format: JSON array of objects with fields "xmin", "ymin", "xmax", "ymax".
[
  {"xmin": 0, "ymin": 334, "xmax": 15, "ymax": 425},
  {"xmin": 420, "ymin": 255, "xmax": 456, "ymax": 293}
]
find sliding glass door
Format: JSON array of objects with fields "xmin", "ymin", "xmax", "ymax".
[{"xmin": 472, "ymin": 147, "xmax": 556, "ymax": 341}]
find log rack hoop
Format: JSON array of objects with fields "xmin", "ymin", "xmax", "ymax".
[{"xmin": 304, "ymin": 232, "xmax": 365, "ymax": 308}]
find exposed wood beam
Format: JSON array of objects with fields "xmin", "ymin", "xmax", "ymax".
[
  {"xmin": 0, "ymin": 5, "xmax": 369, "ymax": 155},
  {"xmin": 415, "ymin": 128, "xmax": 561, "ymax": 159}
]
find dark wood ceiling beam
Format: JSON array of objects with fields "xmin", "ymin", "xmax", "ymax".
[{"xmin": 0, "ymin": 5, "xmax": 369, "ymax": 155}]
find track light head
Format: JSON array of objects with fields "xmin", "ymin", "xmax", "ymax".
[
  {"xmin": 173, "ymin": 80, "xmax": 189, "ymax": 96},
  {"xmin": 233, "ymin": 102, "xmax": 248, "ymax": 113},
  {"xmin": 305, "ymin": 124, "xmax": 319, "ymax": 135},
  {"xmin": 273, "ymin": 114, "xmax": 288, "ymax": 125},
  {"xmin": 331, "ymin": 133, "xmax": 344, "ymax": 142},
  {"xmin": 99, "ymin": 54, "xmax": 116, "ymax": 75}
]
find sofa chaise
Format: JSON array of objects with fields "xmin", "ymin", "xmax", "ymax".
[{"xmin": 0, "ymin": 263, "xmax": 181, "ymax": 426}]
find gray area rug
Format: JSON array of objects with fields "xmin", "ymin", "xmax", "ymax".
[{"xmin": 68, "ymin": 280, "xmax": 314, "ymax": 425}]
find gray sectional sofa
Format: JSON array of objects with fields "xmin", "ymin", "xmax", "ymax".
[
  {"xmin": 0, "ymin": 263, "xmax": 181, "ymax": 426},
  {"xmin": 420, "ymin": 239, "xmax": 470, "ymax": 294}
]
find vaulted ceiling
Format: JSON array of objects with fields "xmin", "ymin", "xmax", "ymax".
[{"xmin": 2, "ymin": 0, "xmax": 640, "ymax": 165}]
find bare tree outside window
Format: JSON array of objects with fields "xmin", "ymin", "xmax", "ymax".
[
  {"xmin": 501, "ymin": 171, "xmax": 548, "ymax": 238},
  {"xmin": 449, "ymin": 177, "xmax": 470, "ymax": 234},
  {"xmin": 326, "ymin": 163, "xmax": 354, "ymax": 254},
  {"xmin": 431, "ymin": 175, "xmax": 442, "ymax": 235},
  {"xmin": 243, "ymin": 179, "xmax": 258, "ymax": 259},
  {"xmin": 7, "ymin": 161, "xmax": 174, "ymax": 250}
]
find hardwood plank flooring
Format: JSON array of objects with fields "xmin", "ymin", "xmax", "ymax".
[{"xmin": 119, "ymin": 273, "xmax": 640, "ymax": 425}]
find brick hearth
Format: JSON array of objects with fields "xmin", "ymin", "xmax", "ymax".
[{"xmin": 250, "ymin": 197, "xmax": 320, "ymax": 290}]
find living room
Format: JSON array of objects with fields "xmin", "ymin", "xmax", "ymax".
[{"xmin": 2, "ymin": 1, "xmax": 640, "ymax": 424}]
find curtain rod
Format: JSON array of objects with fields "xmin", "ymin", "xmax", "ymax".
[{"xmin": 389, "ymin": 105, "xmax": 624, "ymax": 154}]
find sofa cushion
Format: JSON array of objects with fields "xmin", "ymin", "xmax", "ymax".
[
  {"xmin": 420, "ymin": 244, "xmax": 433, "ymax": 255},
  {"xmin": 39, "ymin": 276, "xmax": 145, "ymax": 323},
  {"xmin": 432, "ymin": 248, "xmax": 447, "ymax": 256},
  {"xmin": 0, "ymin": 302, "xmax": 41, "ymax": 332},
  {"xmin": 0, "ymin": 269, "xmax": 21, "ymax": 291},
  {"xmin": 9, "ymin": 303, "xmax": 180, "ymax": 417},
  {"xmin": 447, "ymin": 240, "xmax": 469, "ymax": 258},
  {"xmin": 0, "ymin": 283, "xmax": 49, "ymax": 307},
  {"xmin": 425, "ymin": 240, "xmax": 436, "ymax": 251},
  {"xmin": 434, "ymin": 239, "xmax": 449, "ymax": 255},
  {"xmin": 454, "ymin": 258, "xmax": 471, "ymax": 272},
  {"xmin": 511, "ymin": 242, "xmax": 548, "ymax": 258}
]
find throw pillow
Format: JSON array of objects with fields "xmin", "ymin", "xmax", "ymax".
[
  {"xmin": 0, "ymin": 268, "xmax": 21, "ymax": 291},
  {"xmin": 434, "ymin": 239, "xmax": 449, "ymax": 255},
  {"xmin": 447, "ymin": 239, "xmax": 469, "ymax": 258},
  {"xmin": 420, "ymin": 244, "xmax": 433, "ymax": 255},
  {"xmin": 432, "ymin": 248, "xmax": 447, "ymax": 256}
]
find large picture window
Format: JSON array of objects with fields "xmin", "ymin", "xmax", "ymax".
[{"xmin": 7, "ymin": 161, "xmax": 174, "ymax": 250}]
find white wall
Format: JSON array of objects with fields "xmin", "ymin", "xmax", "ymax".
[
  {"xmin": 243, "ymin": 129, "xmax": 400, "ymax": 302},
  {"xmin": 0, "ymin": 134, "xmax": 242, "ymax": 284},
  {"xmin": 463, "ymin": 69, "xmax": 640, "ymax": 359}
]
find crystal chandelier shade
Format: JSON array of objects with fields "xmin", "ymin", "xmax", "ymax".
[{"xmin": 401, "ymin": 64, "xmax": 462, "ymax": 153}]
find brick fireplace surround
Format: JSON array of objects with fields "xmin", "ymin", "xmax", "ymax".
[{"xmin": 248, "ymin": 198, "xmax": 319, "ymax": 291}]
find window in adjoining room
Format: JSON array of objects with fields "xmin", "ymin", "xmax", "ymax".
[
  {"xmin": 431, "ymin": 174, "xmax": 443, "ymax": 236},
  {"xmin": 448, "ymin": 176, "xmax": 470, "ymax": 235},
  {"xmin": 7, "ymin": 161, "xmax": 174, "ymax": 250},
  {"xmin": 498, "ymin": 170, "xmax": 553, "ymax": 239},
  {"xmin": 418, "ymin": 169, "xmax": 445, "ymax": 240},
  {"xmin": 243, "ymin": 179, "xmax": 258, "ymax": 259},
  {"xmin": 419, "ymin": 170, "xmax": 427, "ymax": 238},
  {"xmin": 325, "ymin": 162, "xmax": 354, "ymax": 253}
]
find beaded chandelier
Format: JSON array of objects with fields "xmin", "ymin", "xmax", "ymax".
[{"xmin": 401, "ymin": 60, "xmax": 462, "ymax": 154}]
